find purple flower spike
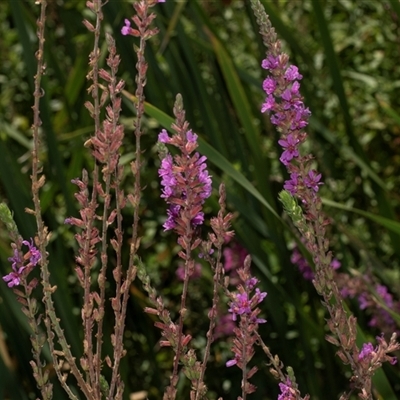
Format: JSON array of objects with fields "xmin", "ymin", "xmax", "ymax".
[
  {"xmin": 158, "ymin": 126, "xmax": 212, "ymax": 233},
  {"xmin": 228, "ymin": 273, "xmax": 267, "ymax": 322},
  {"xmin": 225, "ymin": 259, "xmax": 266, "ymax": 388},
  {"xmin": 260, "ymin": 51, "xmax": 325, "ymax": 208}
]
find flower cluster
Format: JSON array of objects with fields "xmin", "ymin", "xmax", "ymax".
[
  {"xmin": 121, "ymin": 0, "xmax": 165, "ymax": 36},
  {"xmin": 278, "ymin": 378, "xmax": 297, "ymax": 400},
  {"xmin": 158, "ymin": 128, "xmax": 212, "ymax": 233},
  {"xmin": 226, "ymin": 257, "xmax": 267, "ymax": 367},
  {"xmin": 3, "ymin": 239, "xmax": 41, "ymax": 287},
  {"xmin": 291, "ymin": 245, "xmax": 341, "ymax": 281},
  {"xmin": 227, "ymin": 277, "xmax": 267, "ymax": 324},
  {"xmin": 261, "ymin": 54, "xmax": 323, "ymax": 209},
  {"xmin": 225, "ymin": 256, "xmax": 267, "ymax": 395},
  {"xmin": 261, "ymin": 61, "xmax": 310, "ymax": 158},
  {"xmin": 358, "ymin": 337, "xmax": 397, "ymax": 366},
  {"xmin": 338, "ymin": 275, "xmax": 400, "ymax": 334}
]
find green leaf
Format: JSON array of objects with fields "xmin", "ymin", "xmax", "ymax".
[{"xmin": 322, "ymin": 198, "xmax": 400, "ymax": 235}]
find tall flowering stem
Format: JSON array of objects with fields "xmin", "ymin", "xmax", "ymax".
[
  {"xmin": 97, "ymin": 33, "xmax": 127, "ymax": 400},
  {"xmin": 107, "ymin": 2, "xmax": 160, "ymax": 398},
  {"xmin": 251, "ymin": 0, "xmax": 400, "ymax": 398},
  {"xmin": 79, "ymin": 22, "xmax": 127, "ymax": 398},
  {"xmin": 75, "ymin": 0, "xmax": 106, "ymax": 394},
  {"xmin": 195, "ymin": 183, "xmax": 234, "ymax": 399},
  {"xmin": 29, "ymin": 0, "xmax": 92, "ymax": 398},
  {"xmin": 255, "ymin": 331, "xmax": 309, "ymax": 400},
  {"xmin": 0, "ymin": 204, "xmax": 52, "ymax": 399},
  {"xmin": 137, "ymin": 258, "xmax": 202, "ymax": 400},
  {"xmin": 68, "ymin": 1, "xmax": 160, "ymax": 398},
  {"xmin": 138, "ymin": 184, "xmax": 228, "ymax": 400},
  {"xmin": 225, "ymin": 257, "xmax": 267, "ymax": 400},
  {"xmin": 157, "ymin": 93, "xmax": 212, "ymax": 398}
]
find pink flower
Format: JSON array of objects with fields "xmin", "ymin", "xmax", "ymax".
[
  {"xmin": 278, "ymin": 378, "xmax": 296, "ymax": 400},
  {"xmin": 283, "ymin": 172, "xmax": 299, "ymax": 195},
  {"xmin": 158, "ymin": 129, "xmax": 170, "ymax": 143},
  {"xmin": 3, "ymin": 268, "xmax": 25, "ymax": 288},
  {"xmin": 121, "ymin": 19, "xmax": 131, "ymax": 36},
  {"xmin": 304, "ymin": 169, "xmax": 323, "ymax": 192},
  {"xmin": 359, "ymin": 342, "xmax": 375, "ymax": 361},
  {"xmin": 278, "ymin": 134, "xmax": 299, "ymax": 165}
]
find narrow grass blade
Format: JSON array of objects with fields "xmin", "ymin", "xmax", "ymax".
[{"xmin": 322, "ymin": 198, "xmax": 400, "ymax": 236}]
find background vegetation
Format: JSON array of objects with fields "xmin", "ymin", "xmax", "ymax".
[{"xmin": 1, "ymin": 0, "xmax": 400, "ymax": 399}]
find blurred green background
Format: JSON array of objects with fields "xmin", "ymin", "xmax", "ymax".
[{"xmin": 1, "ymin": 0, "xmax": 400, "ymax": 399}]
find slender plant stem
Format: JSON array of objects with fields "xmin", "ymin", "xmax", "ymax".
[
  {"xmin": 241, "ymin": 316, "xmax": 249, "ymax": 400},
  {"xmin": 83, "ymin": 0, "xmax": 104, "ymax": 394},
  {"xmin": 196, "ymin": 252, "xmax": 223, "ymax": 398},
  {"xmin": 172, "ymin": 254, "xmax": 191, "ymax": 382},
  {"xmin": 30, "ymin": 1, "xmax": 92, "ymax": 398},
  {"xmin": 24, "ymin": 285, "xmax": 54, "ymax": 400},
  {"xmin": 108, "ymin": 3, "xmax": 151, "ymax": 397}
]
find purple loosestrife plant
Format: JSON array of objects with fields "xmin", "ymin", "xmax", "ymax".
[
  {"xmin": 137, "ymin": 180, "xmax": 234, "ymax": 399},
  {"xmin": 4, "ymin": 0, "xmax": 400, "ymax": 399},
  {"xmin": 137, "ymin": 95, "xmax": 238, "ymax": 399},
  {"xmin": 156, "ymin": 94, "xmax": 213, "ymax": 399},
  {"xmin": 12, "ymin": 0, "xmax": 85, "ymax": 397},
  {"xmin": 251, "ymin": 0, "xmax": 400, "ymax": 398},
  {"xmin": 72, "ymin": 1, "xmax": 161, "ymax": 398}
]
